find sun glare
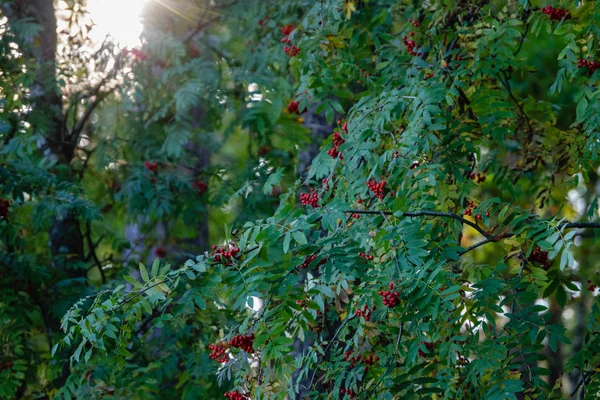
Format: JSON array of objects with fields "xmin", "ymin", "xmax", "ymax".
[{"xmin": 87, "ymin": 0, "xmax": 147, "ymax": 48}]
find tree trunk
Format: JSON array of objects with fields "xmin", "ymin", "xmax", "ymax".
[
  {"xmin": 183, "ymin": 104, "xmax": 211, "ymax": 254},
  {"xmin": 6, "ymin": 1, "xmax": 85, "ymax": 279},
  {"xmin": 290, "ymin": 103, "xmax": 338, "ymax": 399}
]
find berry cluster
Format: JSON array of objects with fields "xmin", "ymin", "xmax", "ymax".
[
  {"xmin": 358, "ymin": 252, "xmax": 374, "ymax": 261},
  {"xmin": 402, "ymin": 36, "xmax": 418, "ymax": 56},
  {"xmin": 192, "ymin": 181, "xmax": 208, "ymax": 195},
  {"xmin": 211, "ymin": 244, "xmax": 241, "ymax": 266},
  {"xmin": 322, "ymin": 178, "xmax": 330, "ymax": 189},
  {"xmin": 340, "ymin": 389, "xmax": 356, "ymax": 398},
  {"xmin": 279, "ymin": 24, "xmax": 300, "ymax": 57},
  {"xmin": 468, "ymin": 172, "xmax": 486, "ymax": 183},
  {"xmin": 463, "ymin": 200, "xmax": 477, "ymax": 217},
  {"xmin": 379, "ymin": 283, "xmax": 400, "ymax": 308},
  {"xmin": 418, "ymin": 341, "xmax": 434, "ymax": 357},
  {"xmin": 288, "ymin": 99, "xmax": 300, "ymax": 114},
  {"xmin": 587, "ymin": 280, "xmax": 597, "ymax": 292},
  {"xmin": 358, "ymin": 70, "xmax": 372, "ymax": 82},
  {"xmin": 344, "ymin": 350, "xmax": 361, "ymax": 369},
  {"xmin": 154, "ymin": 247, "xmax": 167, "ymax": 258},
  {"xmin": 224, "ymin": 391, "xmax": 249, "ymax": 400},
  {"xmin": 354, "ymin": 304, "xmax": 375, "ymax": 321},
  {"xmin": 541, "ymin": 6, "xmax": 570, "ymax": 21},
  {"xmin": 328, "ymin": 132, "xmax": 345, "ymax": 159},
  {"xmin": 367, "ymin": 179, "xmax": 386, "ymax": 200},
  {"xmin": 344, "ymin": 350, "xmax": 379, "ymax": 372},
  {"xmin": 209, "ymin": 342, "xmax": 228, "ymax": 363},
  {"xmin": 464, "ymin": 203, "xmax": 489, "ymax": 220},
  {"xmin": 296, "ymin": 299, "xmax": 306, "ymax": 307},
  {"xmin": 316, "ymin": 304, "xmax": 329, "ymax": 316},
  {"xmin": 284, "ymin": 45, "xmax": 300, "ymax": 57},
  {"xmin": 577, "ymin": 59, "xmax": 600, "ymax": 75},
  {"xmin": 528, "ymin": 247, "xmax": 552, "ymax": 269},
  {"xmin": 341, "ymin": 121, "xmax": 348, "ymax": 133},
  {"xmin": 229, "ymin": 333, "xmax": 255, "ymax": 353},
  {"xmin": 258, "ymin": 146, "xmax": 271, "ymax": 156},
  {"xmin": 299, "ymin": 254, "xmax": 326, "ymax": 269},
  {"xmin": 351, "ymin": 213, "xmax": 360, "ymax": 219},
  {"xmin": 300, "ymin": 188, "xmax": 319, "ymax": 207},
  {"xmin": 123, "ymin": 48, "xmax": 148, "ymax": 62},
  {"xmin": 144, "ymin": 161, "xmax": 158, "ymax": 173},
  {"xmin": 280, "ymin": 24, "xmax": 294, "ymax": 36},
  {"xmin": 408, "ymin": 18, "xmax": 419, "ymax": 28},
  {"xmin": 0, "ymin": 198, "xmax": 9, "ymax": 221},
  {"xmin": 362, "ymin": 354, "xmax": 380, "ymax": 366}
]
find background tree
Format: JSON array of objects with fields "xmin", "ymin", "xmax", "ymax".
[
  {"xmin": 0, "ymin": 0, "xmax": 307, "ymax": 397},
  {"xmin": 3, "ymin": 0, "xmax": 600, "ymax": 399}
]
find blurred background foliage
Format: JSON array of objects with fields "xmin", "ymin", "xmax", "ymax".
[{"xmin": 0, "ymin": 0, "xmax": 599, "ymax": 399}]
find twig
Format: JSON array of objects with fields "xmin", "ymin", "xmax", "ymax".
[
  {"xmin": 342, "ymin": 209, "xmax": 493, "ymax": 239},
  {"xmin": 85, "ymin": 222, "xmax": 105, "ymax": 284},
  {"xmin": 498, "ymin": 71, "xmax": 534, "ymax": 134},
  {"xmin": 307, "ymin": 315, "xmax": 355, "ymax": 391},
  {"xmin": 513, "ymin": 20, "xmax": 530, "ymax": 56},
  {"xmin": 562, "ymin": 222, "xmax": 600, "ymax": 230},
  {"xmin": 570, "ymin": 370, "xmax": 595, "ymax": 399}
]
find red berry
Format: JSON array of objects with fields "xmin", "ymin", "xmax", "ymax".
[
  {"xmin": 154, "ymin": 247, "xmax": 167, "ymax": 258},
  {"xmin": 288, "ymin": 99, "xmax": 300, "ymax": 114},
  {"xmin": 280, "ymin": 24, "xmax": 294, "ymax": 36},
  {"xmin": 192, "ymin": 180, "xmax": 208, "ymax": 195}
]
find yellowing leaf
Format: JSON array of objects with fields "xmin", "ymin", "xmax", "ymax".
[{"xmin": 344, "ymin": 1, "xmax": 356, "ymax": 20}]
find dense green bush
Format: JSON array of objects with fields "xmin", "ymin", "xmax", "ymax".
[{"xmin": 3, "ymin": 0, "xmax": 600, "ymax": 399}]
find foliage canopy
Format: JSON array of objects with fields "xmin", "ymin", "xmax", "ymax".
[{"xmin": 2, "ymin": 0, "xmax": 600, "ymax": 399}]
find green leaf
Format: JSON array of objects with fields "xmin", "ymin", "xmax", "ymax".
[
  {"xmin": 139, "ymin": 263, "xmax": 150, "ymax": 282},
  {"xmin": 263, "ymin": 167, "xmax": 285, "ymax": 195},
  {"xmin": 151, "ymin": 258, "xmax": 160, "ymax": 278},
  {"xmin": 292, "ymin": 231, "xmax": 307, "ymax": 245},
  {"xmin": 283, "ymin": 232, "xmax": 291, "ymax": 254},
  {"xmin": 576, "ymin": 94, "xmax": 588, "ymax": 122}
]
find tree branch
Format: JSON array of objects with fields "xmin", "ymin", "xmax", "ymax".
[
  {"xmin": 343, "ymin": 209, "xmax": 493, "ymax": 238},
  {"xmin": 498, "ymin": 71, "xmax": 534, "ymax": 134},
  {"xmin": 458, "ymin": 236, "xmax": 497, "ymax": 256},
  {"xmin": 562, "ymin": 222, "xmax": 600, "ymax": 230},
  {"xmin": 343, "ymin": 209, "xmax": 600, "ymax": 255},
  {"xmin": 85, "ymin": 222, "xmax": 105, "ymax": 284}
]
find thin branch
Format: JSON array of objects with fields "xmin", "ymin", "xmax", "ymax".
[
  {"xmin": 71, "ymin": 87, "xmax": 115, "ymax": 141},
  {"xmin": 343, "ymin": 209, "xmax": 493, "ymax": 238},
  {"xmin": 513, "ymin": 20, "xmax": 530, "ymax": 56},
  {"xmin": 308, "ymin": 315, "xmax": 355, "ymax": 391},
  {"xmin": 563, "ymin": 222, "xmax": 600, "ymax": 230},
  {"xmin": 343, "ymin": 209, "xmax": 600, "ymax": 235},
  {"xmin": 85, "ymin": 222, "xmax": 105, "ymax": 284},
  {"xmin": 458, "ymin": 236, "xmax": 496, "ymax": 256},
  {"xmin": 498, "ymin": 71, "xmax": 534, "ymax": 134},
  {"xmin": 182, "ymin": 16, "xmax": 220, "ymax": 44},
  {"xmin": 571, "ymin": 370, "xmax": 595, "ymax": 399}
]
